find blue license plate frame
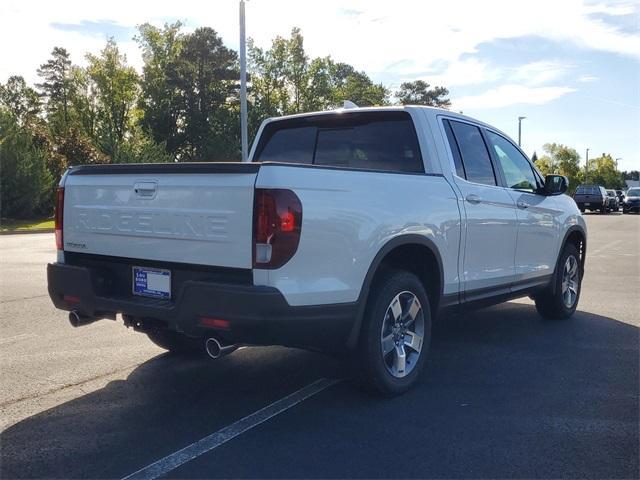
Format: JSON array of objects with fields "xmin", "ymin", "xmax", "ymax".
[{"xmin": 132, "ymin": 266, "xmax": 171, "ymax": 299}]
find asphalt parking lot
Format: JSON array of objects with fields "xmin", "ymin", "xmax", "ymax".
[{"xmin": 1, "ymin": 212, "xmax": 638, "ymax": 479}]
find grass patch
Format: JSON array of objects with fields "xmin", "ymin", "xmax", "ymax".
[{"xmin": 0, "ymin": 218, "xmax": 55, "ymax": 232}]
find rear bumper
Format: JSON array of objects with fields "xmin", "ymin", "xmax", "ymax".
[
  {"xmin": 47, "ymin": 262, "xmax": 357, "ymax": 350},
  {"xmin": 575, "ymin": 200, "xmax": 604, "ymax": 209}
]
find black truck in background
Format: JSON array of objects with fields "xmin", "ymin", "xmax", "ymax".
[{"xmin": 574, "ymin": 185, "xmax": 609, "ymax": 214}]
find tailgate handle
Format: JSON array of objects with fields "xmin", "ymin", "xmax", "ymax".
[{"xmin": 134, "ymin": 182, "xmax": 157, "ymax": 198}]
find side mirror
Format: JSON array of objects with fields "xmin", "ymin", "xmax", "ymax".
[{"xmin": 544, "ymin": 174, "xmax": 568, "ymax": 195}]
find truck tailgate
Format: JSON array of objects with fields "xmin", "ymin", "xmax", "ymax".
[{"xmin": 62, "ymin": 164, "xmax": 258, "ymax": 268}]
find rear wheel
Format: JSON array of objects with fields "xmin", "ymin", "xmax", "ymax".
[
  {"xmin": 146, "ymin": 329, "xmax": 201, "ymax": 354},
  {"xmin": 358, "ymin": 270, "xmax": 432, "ymax": 396},
  {"xmin": 535, "ymin": 244, "xmax": 582, "ymax": 320}
]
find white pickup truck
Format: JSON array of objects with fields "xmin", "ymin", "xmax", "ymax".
[{"xmin": 48, "ymin": 106, "xmax": 586, "ymax": 395}]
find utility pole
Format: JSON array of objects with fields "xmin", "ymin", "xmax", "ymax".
[
  {"xmin": 585, "ymin": 148, "xmax": 590, "ymax": 183},
  {"xmin": 518, "ymin": 116, "xmax": 526, "ymax": 147},
  {"xmin": 239, "ymin": 0, "xmax": 248, "ymax": 162}
]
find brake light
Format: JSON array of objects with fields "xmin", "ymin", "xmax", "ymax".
[
  {"xmin": 55, "ymin": 187, "xmax": 64, "ymax": 250},
  {"xmin": 253, "ymin": 189, "xmax": 302, "ymax": 269}
]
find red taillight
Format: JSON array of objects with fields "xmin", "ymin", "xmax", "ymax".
[
  {"xmin": 199, "ymin": 317, "xmax": 230, "ymax": 330},
  {"xmin": 253, "ymin": 189, "xmax": 302, "ymax": 269},
  {"xmin": 55, "ymin": 187, "xmax": 64, "ymax": 250}
]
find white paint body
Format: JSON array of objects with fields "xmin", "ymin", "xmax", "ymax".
[{"xmin": 61, "ymin": 106, "xmax": 585, "ymax": 307}]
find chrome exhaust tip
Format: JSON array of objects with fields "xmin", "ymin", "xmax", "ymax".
[
  {"xmin": 204, "ymin": 337, "xmax": 237, "ymax": 359},
  {"xmin": 68, "ymin": 310, "xmax": 98, "ymax": 328},
  {"xmin": 205, "ymin": 337, "xmax": 223, "ymax": 359}
]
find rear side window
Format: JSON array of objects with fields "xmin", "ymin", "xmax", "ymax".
[
  {"xmin": 447, "ymin": 120, "xmax": 496, "ymax": 186},
  {"xmin": 254, "ymin": 112, "xmax": 424, "ymax": 173},
  {"xmin": 256, "ymin": 126, "xmax": 316, "ymax": 164}
]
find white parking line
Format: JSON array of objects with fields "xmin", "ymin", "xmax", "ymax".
[
  {"xmin": 121, "ymin": 377, "xmax": 339, "ymax": 480},
  {"xmin": 0, "ymin": 333, "xmax": 36, "ymax": 345}
]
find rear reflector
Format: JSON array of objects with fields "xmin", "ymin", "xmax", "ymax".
[
  {"xmin": 55, "ymin": 187, "xmax": 64, "ymax": 250},
  {"xmin": 253, "ymin": 189, "xmax": 302, "ymax": 269},
  {"xmin": 199, "ymin": 317, "xmax": 230, "ymax": 330},
  {"xmin": 63, "ymin": 294, "xmax": 80, "ymax": 304}
]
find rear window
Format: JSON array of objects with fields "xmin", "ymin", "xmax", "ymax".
[
  {"xmin": 253, "ymin": 112, "xmax": 424, "ymax": 173},
  {"xmin": 576, "ymin": 186, "xmax": 599, "ymax": 195}
]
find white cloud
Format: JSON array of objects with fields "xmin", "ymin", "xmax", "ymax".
[
  {"xmin": 578, "ymin": 74, "xmax": 598, "ymax": 82},
  {"xmin": 453, "ymin": 85, "xmax": 577, "ymax": 110},
  {"xmin": 0, "ymin": 0, "xmax": 638, "ymax": 86}
]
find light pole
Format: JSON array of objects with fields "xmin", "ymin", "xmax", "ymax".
[
  {"xmin": 239, "ymin": 0, "xmax": 248, "ymax": 162},
  {"xmin": 585, "ymin": 148, "xmax": 590, "ymax": 183},
  {"xmin": 615, "ymin": 157, "xmax": 622, "ymax": 170},
  {"xmin": 518, "ymin": 116, "xmax": 526, "ymax": 147}
]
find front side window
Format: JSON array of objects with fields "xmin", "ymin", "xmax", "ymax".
[
  {"xmin": 254, "ymin": 112, "xmax": 424, "ymax": 173},
  {"xmin": 447, "ymin": 120, "xmax": 496, "ymax": 186},
  {"xmin": 485, "ymin": 131, "xmax": 537, "ymax": 192}
]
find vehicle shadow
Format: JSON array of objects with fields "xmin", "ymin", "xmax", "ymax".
[{"xmin": 1, "ymin": 302, "xmax": 638, "ymax": 479}]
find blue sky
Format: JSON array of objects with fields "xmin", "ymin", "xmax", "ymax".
[{"xmin": 1, "ymin": 0, "xmax": 638, "ymax": 171}]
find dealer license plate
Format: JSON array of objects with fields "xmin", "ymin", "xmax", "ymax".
[{"xmin": 132, "ymin": 267, "xmax": 171, "ymax": 299}]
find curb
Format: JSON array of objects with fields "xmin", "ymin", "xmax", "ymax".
[{"xmin": 0, "ymin": 229, "xmax": 55, "ymax": 235}]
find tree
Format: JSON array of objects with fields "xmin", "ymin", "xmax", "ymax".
[
  {"xmin": 329, "ymin": 63, "xmax": 389, "ymax": 107},
  {"xmin": 135, "ymin": 22, "xmax": 184, "ymax": 157},
  {"xmin": 531, "ymin": 151, "xmax": 538, "ymax": 163},
  {"xmin": 537, "ymin": 143, "xmax": 583, "ymax": 192},
  {"xmin": 0, "ymin": 110, "xmax": 52, "ymax": 218},
  {"xmin": 86, "ymin": 39, "xmax": 140, "ymax": 161},
  {"xmin": 0, "ymin": 76, "xmax": 41, "ymax": 126},
  {"xmin": 247, "ymin": 28, "xmax": 389, "ymax": 139},
  {"xmin": 395, "ymin": 80, "xmax": 451, "ymax": 108},
  {"xmin": 586, "ymin": 153, "xmax": 625, "ymax": 189},
  {"xmin": 170, "ymin": 27, "xmax": 240, "ymax": 160},
  {"xmin": 622, "ymin": 170, "xmax": 639, "ymax": 181},
  {"xmin": 37, "ymin": 47, "xmax": 74, "ymax": 135}
]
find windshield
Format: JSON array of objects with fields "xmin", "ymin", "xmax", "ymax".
[{"xmin": 627, "ymin": 188, "xmax": 640, "ymax": 196}]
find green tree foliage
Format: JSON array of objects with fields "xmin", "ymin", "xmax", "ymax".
[
  {"xmin": 395, "ymin": 80, "xmax": 451, "ymax": 108},
  {"xmin": 0, "ymin": 76, "xmax": 41, "ymax": 125},
  {"xmin": 585, "ymin": 154, "xmax": 625, "ymax": 189},
  {"xmin": 171, "ymin": 27, "xmax": 240, "ymax": 160},
  {"xmin": 86, "ymin": 39, "xmax": 140, "ymax": 161},
  {"xmin": 0, "ymin": 110, "xmax": 52, "ymax": 218},
  {"xmin": 247, "ymin": 28, "xmax": 388, "ymax": 138},
  {"xmin": 37, "ymin": 47, "xmax": 74, "ymax": 135},
  {"xmin": 536, "ymin": 143, "xmax": 583, "ymax": 192},
  {"xmin": 135, "ymin": 22, "xmax": 184, "ymax": 156},
  {"xmin": 622, "ymin": 170, "xmax": 639, "ymax": 181}
]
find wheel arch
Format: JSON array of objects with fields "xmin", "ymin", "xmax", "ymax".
[
  {"xmin": 551, "ymin": 225, "xmax": 587, "ymax": 295},
  {"xmin": 346, "ymin": 234, "xmax": 444, "ymax": 349}
]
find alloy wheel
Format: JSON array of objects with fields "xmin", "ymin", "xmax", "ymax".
[
  {"xmin": 380, "ymin": 291, "xmax": 425, "ymax": 378},
  {"xmin": 561, "ymin": 255, "xmax": 579, "ymax": 308}
]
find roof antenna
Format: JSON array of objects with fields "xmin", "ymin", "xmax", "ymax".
[{"xmin": 343, "ymin": 100, "xmax": 359, "ymax": 109}]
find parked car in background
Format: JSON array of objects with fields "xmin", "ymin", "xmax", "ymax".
[
  {"xmin": 623, "ymin": 187, "xmax": 640, "ymax": 214},
  {"xmin": 574, "ymin": 185, "xmax": 609, "ymax": 213},
  {"xmin": 606, "ymin": 190, "xmax": 620, "ymax": 212},
  {"xmin": 615, "ymin": 190, "xmax": 625, "ymax": 205}
]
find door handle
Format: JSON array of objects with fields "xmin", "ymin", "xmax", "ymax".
[
  {"xmin": 134, "ymin": 182, "xmax": 157, "ymax": 198},
  {"xmin": 517, "ymin": 201, "xmax": 529, "ymax": 209},
  {"xmin": 466, "ymin": 194, "xmax": 482, "ymax": 204}
]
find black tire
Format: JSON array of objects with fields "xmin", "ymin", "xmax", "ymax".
[
  {"xmin": 358, "ymin": 269, "xmax": 432, "ymax": 396},
  {"xmin": 579, "ymin": 208, "xmax": 585, "ymax": 213},
  {"xmin": 600, "ymin": 205, "xmax": 607, "ymax": 214},
  {"xmin": 146, "ymin": 329, "xmax": 201, "ymax": 354},
  {"xmin": 535, "ymin": 243, "xmax": 582, "ymax": 320}
]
